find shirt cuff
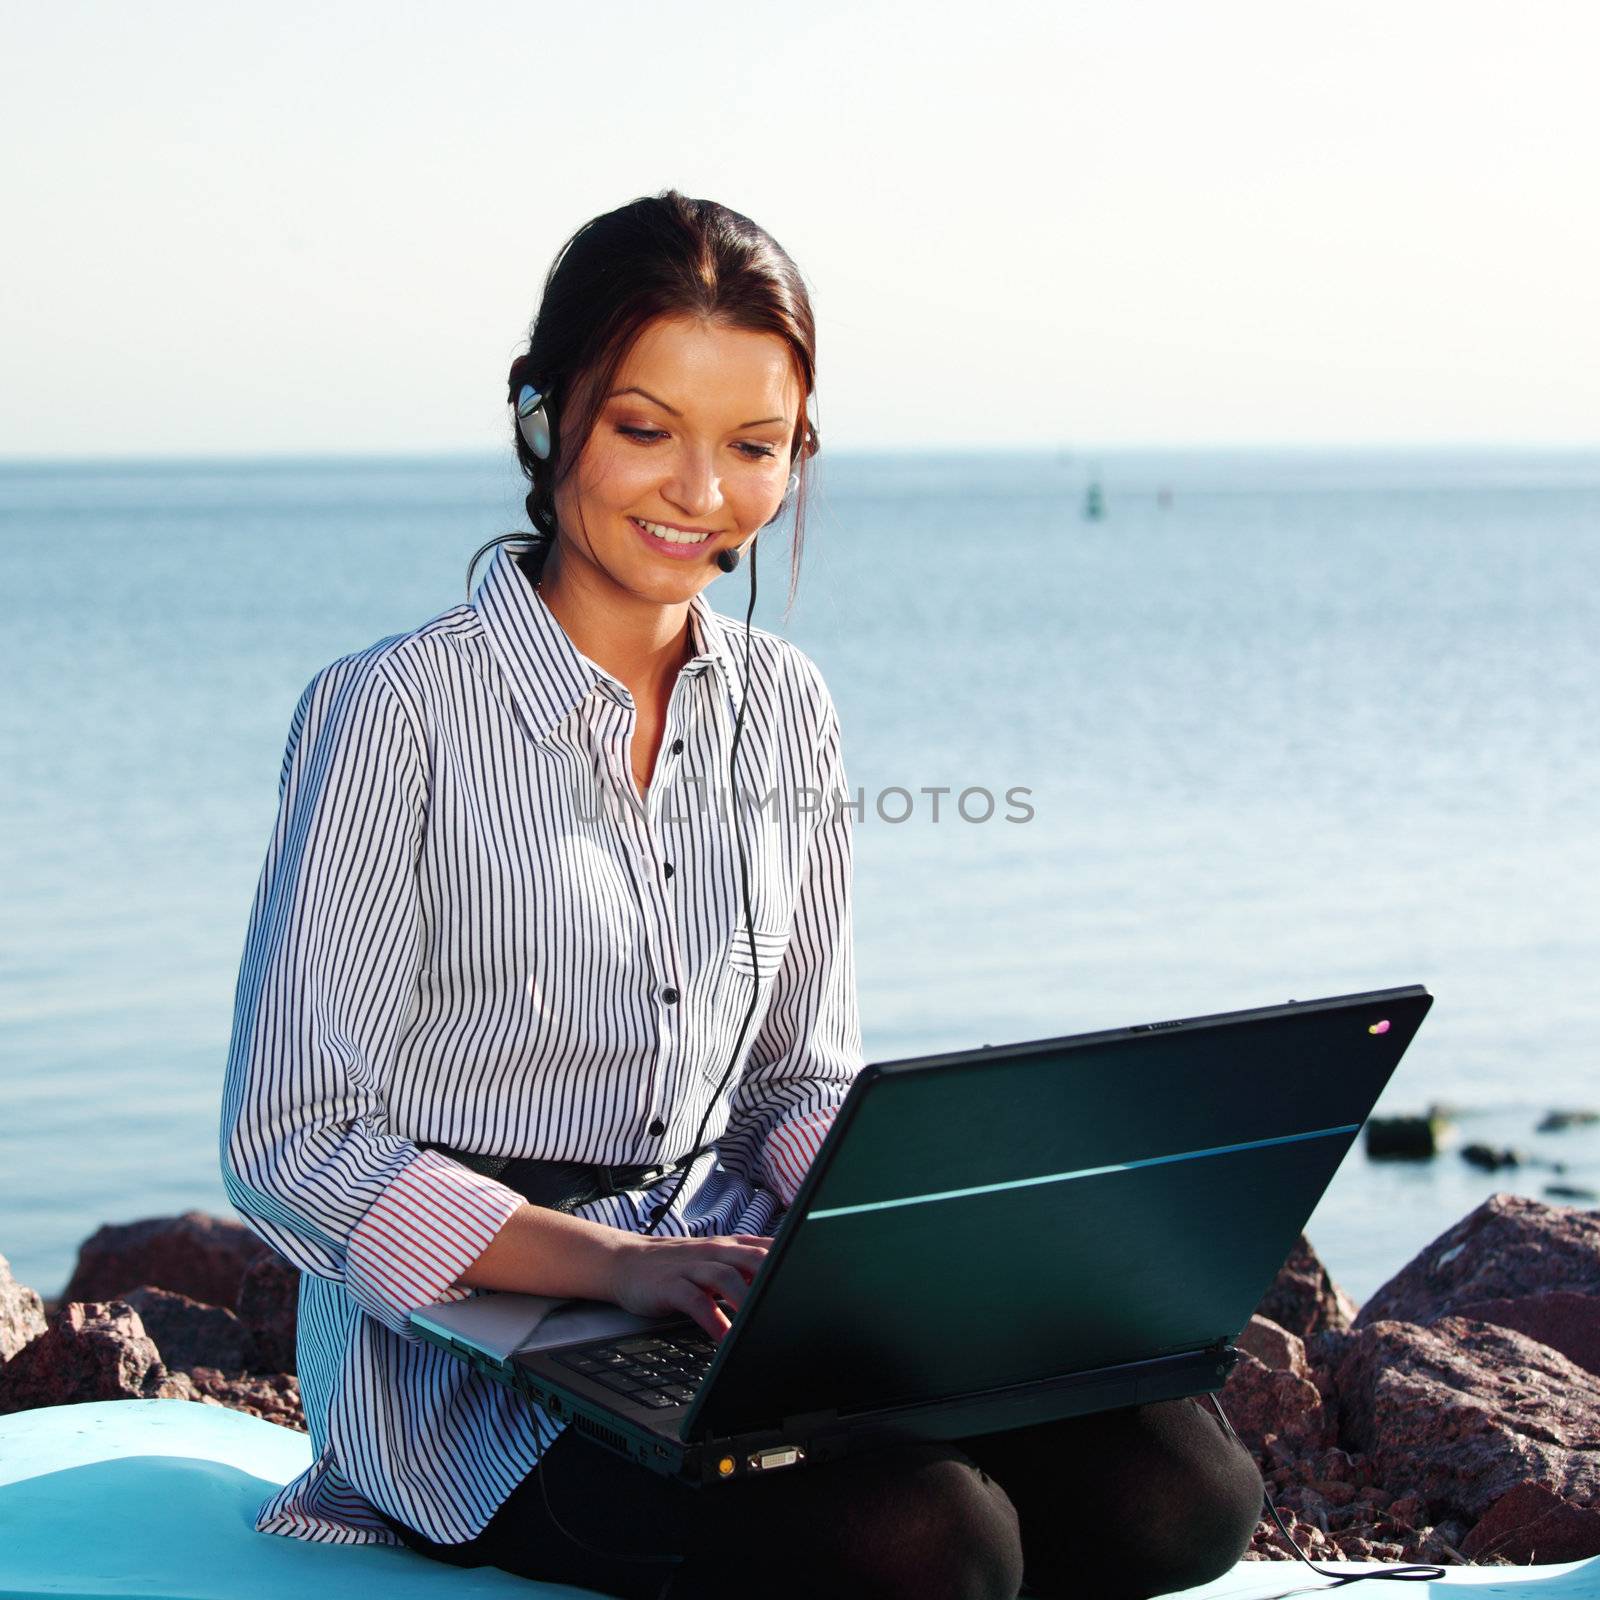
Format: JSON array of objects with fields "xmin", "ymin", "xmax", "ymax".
[
  {"xmin": 762, "ymin": 1109, "xmax": 839, "ymax": 1208},
  {"xmin": 345, "ymin": 1148, "xmax": 526, "ymax": 1335}
]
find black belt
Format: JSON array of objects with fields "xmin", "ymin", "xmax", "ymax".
[{"xmin": 419, "ymin": 1143, "xmax": 707, "ymax": 1215}]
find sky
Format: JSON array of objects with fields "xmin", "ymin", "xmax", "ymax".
[{"xmin": 4, "ymin": 0, "xmax": 1598, "ymax": 457}]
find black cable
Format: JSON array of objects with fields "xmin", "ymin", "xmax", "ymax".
[
  {"xmin": 1205, "ymin": 1392, "xmax": 1447, "ymax": 1586},
  {"xmin": 531, "ymin": 1434, "xmax": 685, "ymax": 1574},
  {"xmin": 642, "ymin": 531, "xmax": 764, "ymax": 1235},
  {"xmin": 524, "ymin": 539, "xmax": 764, "ymax": 1572}
]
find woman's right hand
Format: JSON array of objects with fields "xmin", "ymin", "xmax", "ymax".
[{"xmin": 604, "ymin": 1232, "xmax": 770, "ymax": 1343}]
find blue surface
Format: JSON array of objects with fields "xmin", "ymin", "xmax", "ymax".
[
  {"xmin": 0, "ymin": 1401, "xmax": 1594, "ymax": 1598},
  {"xmin": 0, "ymin": 1401, "xmax": 591, "ymax": 1599}
]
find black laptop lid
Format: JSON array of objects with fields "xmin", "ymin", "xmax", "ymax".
[{"xmin": 686, "ymin": 986, "xmax": 1431, "ymax": 1438}]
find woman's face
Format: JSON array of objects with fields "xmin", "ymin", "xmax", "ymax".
[{"xmin": 553, "ymin": 313, "xmax": 802, "ymax": 605}]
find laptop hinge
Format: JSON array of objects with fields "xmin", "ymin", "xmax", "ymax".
[{"xmin": 447, "ymin": 1334, "xmax": 511, "ymax": 1377}]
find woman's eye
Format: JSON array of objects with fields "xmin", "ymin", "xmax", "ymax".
[{"xmin": 617, "ymin": 426, "xmax": 775, "ymax": 461}]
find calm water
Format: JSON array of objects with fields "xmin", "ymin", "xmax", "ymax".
[{"xmin": 3, "ymin": 449, "xmax": 1598, "ymax": 1304}]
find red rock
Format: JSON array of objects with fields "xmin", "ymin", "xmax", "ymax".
[
  {"xmin": 1398, "ymin": 1527, "xmax": 1469, "ymax": 1565},
  {"xmin": 1313, "ymin": 1479, "xmax": 1358, "ymax": 1507},
  {"xmin": 120, "ymin": 1286, "xmax": 257, "ymax": 1374},
  {"xmin": 1389, "ymin": 1493, "xmax": 1425, "ymax": 1526},
  {"xmin": 1461, "ymin": 1480, "xmax": 1600, "ymax": 1564},
  {"xmin": 61, "ymin": 1212, "xmax": 270, "ymax": 1310},
  {"xmin": 1357, "ymin": 1195, "xmax": 1600, "ymax": 1327},
  {"xmin": 1255, "ymin": 1233, "xmax": 1358, "ymax": 1338},
  {"xmin": 1451, "ymin": 1292, "xmax": 1600, "ymax": 1380},
  {"xmin": 1306, "ymin": 1446, "xmax": 1358, "ymax": 1485},
  {"xmin": 1237, "ymin": 1314, "xmax": 1311, "ymax": 1380},
  {"xmin": 1218, "ymin": 1348, "xmax": 1327, "ymax": 1457},
  {"xmin": 187, "ymin": 1366, "xmax": 305, "ymax": 1432},
  {"xmin": 1332, "ymin": 1317, "xmax": 1600, "ymax": 1523},
  {"xmin": 1, "ymin": 1253, "xmax": 48, "ymax": 1362},
  {"xmin": 0, "ymin": 1301, "xmax": 189, "ymax": 1412},
  {"xmin": 235, "ymin": 1250, "xmax": 297, "ymax": 1374}
]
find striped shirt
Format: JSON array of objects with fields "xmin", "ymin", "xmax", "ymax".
[{"xmin": 219, "ymin": 541, "xmax": 862, "ymax": 1545}]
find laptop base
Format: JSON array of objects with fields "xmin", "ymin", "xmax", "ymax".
[{"xmin": 415, "ymin": 1318, "xmax": 1239, "ymax": 1487}]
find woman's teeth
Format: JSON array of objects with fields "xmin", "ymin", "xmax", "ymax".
[{"xmin": 636, "ymin": 519, "xmax": 710, "ymax": 545}]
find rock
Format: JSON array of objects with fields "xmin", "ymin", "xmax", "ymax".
[
  {"xmin": 1462, "ymin": 1143, "xmax": 1522, "ymax": 1171},
  {"xmin": 1539, "ymin": 1110, "xmax": 1599, "ymax": 1133},
  {"xmin": 0, "ymin": 1301, "xmax": 191, "ymax": 1413},
  {"xmin": 61, "ymin": 1212, "xmax": 270, "ymax": 1310},
  {"xmin": 1447, "ymin": 1291, "xmax": 1600, "ymax": 1381},
  {"xmin": 187, "ymin": 1366, "xmax": 305, "ymax": 1432},
  {"xmin": 119, "ymin": 1286, "xmax": 258, "ymax": 1373},
  {"xmin": 1304, "ymin": 1326, "xmax": 1353, "ymax": 1401},
  {"xmin": 1236, "ymin": 1314, "xmax": 1311, "ymax": 1381},
  {"xmin": 1218, "ymin": 1348, "xmax": 1327, "ymax": 1457},
  {"xmin": 235, "ymin": 1250, "xmax": 297, "ymax": 1374},
  {"xmin": 0, "ymin": 1253, "xmax": 48, "ymax": 1362},
  {"xmin": 1254, "ymin": 1233, "xmax": 1358, "ymax": 1338},
  {"xmin": 1357, "ymin": 1194, "xmax": 1600, "ymax": 1327},
  {"xmin": 1461, "ymin": 1480, "xmax": 1600, "ymax": 1564},
  {"xmin": 1365, "ymin": 1114, "xmax": 1448, "ymax": 1159},
  {"xmin": 1332, "ymin": 1317, "xmax": 1600, "ymax": 1524},
  {"xmin": 1397, "ymin": 1526, "xmax": 1470, "ymax": 1565}
]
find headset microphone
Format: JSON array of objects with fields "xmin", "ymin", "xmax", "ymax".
[{"xmin": 715, "ymin": 543, "xmax": 743, "ymax": 573}]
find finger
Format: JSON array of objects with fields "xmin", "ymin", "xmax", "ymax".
[
  {"xmin": 682, "ymin": 1239, "xmax": 768, "ymax": 1273},
  {"xmin": 693, "ymin": 1261, "xmax": 754, "ymax": 1313},
  {"xmin": 708, "ymin": 1240, "xmax": 769, "ymax": 1265},
  {"xmin": 670, "ymin": 1280, "xmax": 732, "ymax": 1343}
]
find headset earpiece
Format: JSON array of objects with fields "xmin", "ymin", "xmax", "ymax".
[{"xmin": 516, "ymin": 384, "xmax": 552, "ymax": 460}]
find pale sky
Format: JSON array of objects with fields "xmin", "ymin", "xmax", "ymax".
[{"xmin": 4, "ymin": 0, "xmax": 1598, "ymax": 457}]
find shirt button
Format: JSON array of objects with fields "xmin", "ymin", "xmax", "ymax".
[
  {"xmin": 661, "ymin": 986, "xmax": 679, "ymax": 1005},
  {"xmin": 648, "ymin": 1118, "xmax": 666, "ymax": 1137},
  {"xmin": 671, "ymin": 738, "xmax": 684, "ymax": 755},
  {"xmin": 663, "ymin": 862, "xmax": 675, "ymax": 879}
]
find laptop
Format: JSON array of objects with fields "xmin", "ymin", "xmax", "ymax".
[{"xmin": 410, "ymin": 984, "xmax": 1432, "ymax": 1486}]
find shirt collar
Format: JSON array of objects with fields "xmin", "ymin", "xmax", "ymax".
[{"xmin": 472, "ymin": 541, "xmax": 747, "ymax": 741}]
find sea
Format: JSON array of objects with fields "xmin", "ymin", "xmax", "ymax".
[{"xmin": 2, "ymin": 448, "xmax": 1597, "ymax": 1306}]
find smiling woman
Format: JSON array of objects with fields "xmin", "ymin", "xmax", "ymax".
[
  {"xmin": 548, "ymin": 315, "xmax": 803, "ymax": 644},
  {"xmin": 505, "ymin": 192, "xmax": 819, "ymax": 613},
  {"xmin": 217, "ymin": 190, "xmax": 1261, "ymax": 1600}
]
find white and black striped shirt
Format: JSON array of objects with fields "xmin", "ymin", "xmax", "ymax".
[{"xmin": 219, "ymin": 542, "xmax": 862, "ymax": 1544}]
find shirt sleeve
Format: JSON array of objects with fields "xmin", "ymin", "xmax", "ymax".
[
  {"xmin": 218, "ymin": 652, "xmax": 525, "ymax": 1338},
  {"xmin": 715, "ymin": 680, "xmax": 864, "ymax": 1210}
]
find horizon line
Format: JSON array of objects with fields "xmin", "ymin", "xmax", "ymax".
[{"xmin": 4, "ymin": 439, "xmax": 1600, "ymax": 470}]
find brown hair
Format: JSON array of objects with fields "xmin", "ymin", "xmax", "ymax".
[{"xmin": 506, "ymin": 190, "xmax": 819, "ymax": 611}]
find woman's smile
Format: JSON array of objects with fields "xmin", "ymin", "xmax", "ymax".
[{"xmin": 629, "ymin": 515, "xmax": 721, "ymax": 557}]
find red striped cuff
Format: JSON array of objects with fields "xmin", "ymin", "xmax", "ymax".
[
  {"xmin": 345, "ymin": 1148, "xmax": 526, "ymax": 1335},
  {"xmin": 762, "ymin": 1109, "xmax": 838, "ymax": 1207}
]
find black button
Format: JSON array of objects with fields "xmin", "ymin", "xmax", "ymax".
[
  {"xmin": 671, "ymin": 738, "xmax": 684, "ymax": 755},
  {"xmin": 648, "ymin": 1118, "xmax": 666, "ymax": 1137},
  {"xmin": 663, "ymin": 862, "xmax": 674, "ymax": 879},
  {"xmin": 661, "ymin": 986, "xmax": 679, "ymax": 1005}
]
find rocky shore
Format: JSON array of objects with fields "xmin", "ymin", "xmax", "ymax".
[{"xmin": 3, "ymin": 1194, "xmax": 1598, "ymax": 1566}]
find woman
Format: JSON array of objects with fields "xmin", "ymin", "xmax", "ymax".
[{"xmin": 220, "ymin": 191, "xmax": 1263, "ymax": 1599}]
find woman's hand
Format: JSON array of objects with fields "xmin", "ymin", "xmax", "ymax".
[{"xmin": 604, "ymin": 1232, "xmax": 770, "ymax": 1343}]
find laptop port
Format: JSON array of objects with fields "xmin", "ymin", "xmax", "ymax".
[{"xmin": 748, "ymin": 1446, "xmax": 805, "ymax": 1472}]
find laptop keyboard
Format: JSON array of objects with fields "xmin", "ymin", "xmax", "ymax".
[{"xmin": 552, "ymin": 1331, "xmax": 716, "ymax": 1409}]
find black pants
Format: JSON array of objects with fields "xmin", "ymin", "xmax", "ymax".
[{"xmin": 375, "ymin": 1396, "xmax": 1264, "ymax": 1600}]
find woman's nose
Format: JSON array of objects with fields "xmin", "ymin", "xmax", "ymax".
[{"xmin": 663, "ymin": 446, "xmax": 723, "ymax": 520}]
